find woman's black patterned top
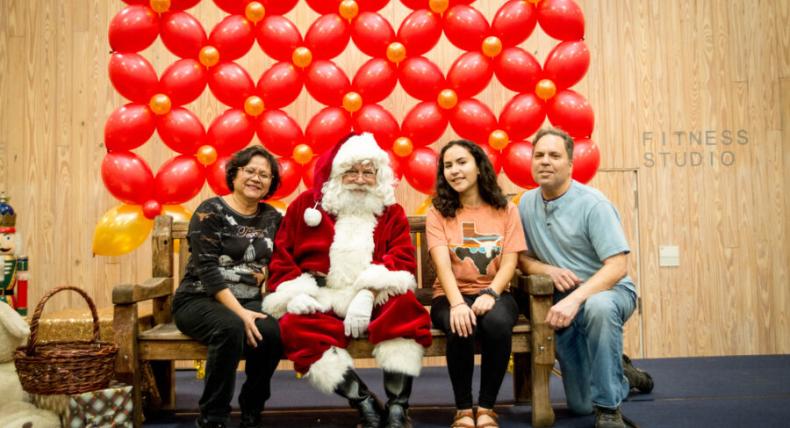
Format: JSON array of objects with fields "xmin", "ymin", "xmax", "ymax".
[{"xmin": 175, "ymin": 197, "xmax": 282, "ymax": 300}]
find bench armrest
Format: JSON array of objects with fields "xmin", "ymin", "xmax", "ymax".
[
  {"xmin": 517, "ymin": 274, "xmax": 554, "ymax": 296},
  {"xmin": 113, "ymin": 277, "xmax": 173, "ymax": 305}
]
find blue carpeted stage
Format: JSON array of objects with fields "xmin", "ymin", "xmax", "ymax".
[{"xmin": 146, "ymin": 355, "xmax": 790, "ymax": 427}]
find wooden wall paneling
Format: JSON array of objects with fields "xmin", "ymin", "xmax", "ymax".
[
  {"xmin": 779, "ymin": 78, "xmax": 790, "ymax": 353},
  {"xmin": 0, "ymin": 1, "xmax": 8, "ymax": 190}
]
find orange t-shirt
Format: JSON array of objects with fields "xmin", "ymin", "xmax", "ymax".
[{"xmin": 426, "ymin": 202, "xmax": 527, "ymax": 298}]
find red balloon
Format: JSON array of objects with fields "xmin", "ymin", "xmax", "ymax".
[
  {"xmin": 492, "ymin": 0, "xmax": 537, "ymax": 47},
  {"xmin": 503, "ymin": 141, "xmax": 537, "ymax": 189},
  {"xmin": 449, "ymin": 99, "xmax": 497, "ymax": 144},
  {"xmin": 493, "ymin": 47, "xmax": 542, "ymax": 93},
  {"xmin": 109, "ymin": 6, "xmax": 159, "ymax": 53},
  {"xmin": 105, "ymin": 104, "xmax": 156, "ymax": 151},
  {"xmin": 206, "ymin": 155, "xmax": 231, "ymax": 195},
  {"xmin": 305, "ymin": 107, "xmax": 352, "ymax": 154},
  {"xmin": 170, "ymin": 0, "xmax": 201, "ymax": 10},
  {"xmin": 405, "ymin": 147, "xmax": 437, "ymax": 195},
  {"xmin": 443, "ymin": 5, "xmax": 490, "ymax": 52},
  {"xmin": 305, "ymin": 0, "xmax": 340, "ymax": 14},
  {"xmin": 401, "ymin": 101, "xmax": 448, "ymax": 147},
  {"xmin": 480, "ymin": 143, "xmax": 502, "ymax": 174},
  {"xmin": 142, "ymin": 200, "xmax": 162, "ymax": 220},
  {"xmin": 101, "ymin": 151, "xmax": 155, "ymax": 204},
  {"xmin": 259, "ymin": 62, "xmax": 303, "ymax": 109},
  {"xmin": 537, "ymin": 0, "xmax": 585, "ymax": 41},
  {"xmin": 398, "ymin": 9, "xmax": 442, "ymax": 57},
  {"xmin": 399, "ymin": 0, "xmax": 426, "ymax": 9},
  {"xmin": 399, "ymin": 57, "xmax": 445, "ymax": 101},
  {"xmin": 207, "ymin": 109, "xmax": 256, "ymax": 155},
  {"xmin": 543, "ymin": 40, "xmax": 590, "ymax": 89},
  {"xmin": 353, "ymin": 104, "xmax": 400, "ymax": 150},
  {"xmin": 262, "ymin": 0, "xmax": 299, "ymax": 15},
  {"xmin": 499, "ymin": 93, "xmax": 546, "ymax": 141},
  {"xmin": 159, "ymin": 59, "xmax": 207, "ymax": 106},
  {"xmin": 301, "ymin": 157, "xmax": 318, "ymax": 189},
  {"xmin": 571, "ymin": 138, "xmax": 599, "ymax": 184},
  {"xmin": 352, "ymin": 58, "xmax": 398, "ymax": 104},
  {"xmin": 270, "ymin": 157, "xmax": 300, "ymax": 200},
  {"xmin": 547, "ymin": 89, "xmax": 594, "ymax": 138},
  {"xmin": 447, "ymin": 52, "xmax": 494, "ymax": 99},
  {"xmin": 154, "ymin": 155, "xmax": 206, "ymax": 205},
  {"xmin": 209, "ymin": 15, "xmax": 256, "ymax": 61},
  {"xmin": 305, "ymin": 14, "xmax": 351, "ymax": 60},
  {"xmin": 157, "ymin": 107, "xmax": 206, "ymax": 154},
  {"xmin": 160, "ymin": 12, "xmax": 207, "ymax": 59},
  {"xmin": 358, "ymin": 0, "xmax": 390, "ymax": 12},
  {"xmin": 212, "ymin": 0, "xmax": 246, "ymax": 14},
  {"xmin": 256, "ymin": 16, "xmax": 303, "ymax": 62},
  {"xmin": 304, "ymin": 60, "xmax": 351, "ymax": 106},
  {"xmin": 208, "ymin": 62, "xmax": 256, "ymax": 108},
  {"xmin": 387, "ymin": 151, "xmax": 404, "ymax": 180},
  {"xmin": 351, "ymin": 12, "xmax": 396, "ymax": 58},
  {"xmin": 256, "ymin": 109, "xmax": 303, "ymax": 157},
  {"xmin": 108, "ymin": 53, "xmax": 158, "ymax": 103}
]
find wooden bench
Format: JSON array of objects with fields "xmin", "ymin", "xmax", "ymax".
[{"xmin": 113, "ymin": 215, "xmax": 556, "ymax": 427}]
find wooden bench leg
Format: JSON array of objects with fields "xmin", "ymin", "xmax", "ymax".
[
  {"xmin": 150, "ymin": 360, "xmax": 176, "ymax": 409},
  {"xmin": 512, "ymin": 352, "xmax": 532, "ymax": 403},
  {"xmin": 114, "ymin": 304, "xmax": 144, "ymax": 427},
  {"xmin": 531, "ymin": 360, "xmax": 555, "ymax": 427}
]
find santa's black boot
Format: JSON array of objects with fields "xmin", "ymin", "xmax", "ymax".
[
  {"xmin": 333, "ymin": 369, "xmax": 383, "ymax": 428},
  {"xmin": 382, "ymin": 371, "xmax": 413, "ymax": 428}
]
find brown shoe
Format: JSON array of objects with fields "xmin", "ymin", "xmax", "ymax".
[
  {"xmin": 451, "ymin": 409, "xmax": 474, "ymax": 428},
  {"xmin": 476, "ymin": 408, "xmax": 499, "ymax": 428}
]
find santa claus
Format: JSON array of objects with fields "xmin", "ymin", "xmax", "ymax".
[{"xmin": 262, "ymin": 133, "xmax": 432, "ymax": 428}]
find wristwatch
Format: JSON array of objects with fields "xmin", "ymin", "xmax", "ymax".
[{"xmin": 479, "ymin": 287, "xmax": 500, "ymax": 301}]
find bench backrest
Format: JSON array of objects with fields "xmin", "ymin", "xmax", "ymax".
[{"xmin": 155, "ymin": 215, "xmax": 437, "ymax": 306}]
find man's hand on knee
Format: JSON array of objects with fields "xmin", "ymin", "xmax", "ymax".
[{"xmin": 344, "ymin": 289, "xmax": 374, "ymax": 338}]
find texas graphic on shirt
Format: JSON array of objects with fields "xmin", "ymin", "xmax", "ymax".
[{"xmin": 450, "ymin": 222, "xmax": 503, "ymax": 275}]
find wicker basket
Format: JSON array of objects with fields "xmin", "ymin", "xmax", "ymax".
[{"xmin": 14, "ymin": 286, "xmax": 118, "ymax": 395}]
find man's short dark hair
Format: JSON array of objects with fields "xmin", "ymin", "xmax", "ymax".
[
  {"xmin": 533, "ymin": 128, "xmax": 575, "ymax": 161},
  {"xmin": 225, "ymin": 145, "xmax": 280, "ymax": 199}
]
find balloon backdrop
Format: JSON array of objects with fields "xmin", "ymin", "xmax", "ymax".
[{"xmin": 98, "ymin": 0, "xmax": 596, "ymax": 255}]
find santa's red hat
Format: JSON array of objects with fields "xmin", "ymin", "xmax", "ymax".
[{"xmin": 311, "ymin": 132, "xmax": 395, "ymax": 200}]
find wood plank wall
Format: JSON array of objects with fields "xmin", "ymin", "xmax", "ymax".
[{"xmin": 0, "ymin": 0, "xmax": 788, "ymax": 358}]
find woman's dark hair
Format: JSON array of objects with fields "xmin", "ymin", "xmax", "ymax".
[
  {"xmin": 225, "ymin": 145, "xmax": 280, "ymax": 200},
  {"xmin": 433, "ymin": 139, "xmax": 508, "ymax": 218}
]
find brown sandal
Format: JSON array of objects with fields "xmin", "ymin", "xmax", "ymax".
[
  {"xmin": 451, "ymin": 409, "xmax": 475, "ymax": 428},
  {"xmin": 476, "ymin": 408, "xmax": 499, "ymax": 428}
]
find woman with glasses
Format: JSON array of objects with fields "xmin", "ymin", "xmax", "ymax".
[
  {"xmin": 172, "ymin": 146, "xmax": 284, "ymax": 428},
  {"xmin": 426, "ymin": 140, "xmax": 527, "ymax": 428}
]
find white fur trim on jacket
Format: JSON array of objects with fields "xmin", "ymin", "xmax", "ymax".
[
  {"xmin": 261, "ymin": 273, "xmax": 319, "ymax": 319},
  {"xmin": 353, "ymin": 263, "xmax": 417, "ymax": 307},
  {"xmin": 306, "ymin": 346, "xmax": 354, "ymax": 394},
  {"xmin": 372, "ymin": 338, "xmax": 424, "ymax": 377}
]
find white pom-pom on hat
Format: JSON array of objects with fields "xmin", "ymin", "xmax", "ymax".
[{"xmin": 304, "ymin": 203, "xmax": 322, "ymax": 227}]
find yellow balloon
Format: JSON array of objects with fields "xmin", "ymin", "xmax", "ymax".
[
  {"xmin": 415, "ymin": 197, "xmax": 433, "ymax": 215},
  {"xmin": 161, "ymin": 205, "xmax": 192, "ymax": 225},
  {"xmin": 266, "ymin": 199, "xmax": 287, "ymax": 214},
  {"xmin": 386, "ymin": 42, "xmax": 406, "ymax": 64},
  {"xmin": 512, "ymin": 191, "xmax": 525, "ymax": 206},
  {"xmin": 92, "ymin": 205, "xmax": 153, "ymax": 256}
]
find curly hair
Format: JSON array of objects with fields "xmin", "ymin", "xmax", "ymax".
[
  {"xmin": 225, "ymin": 145, "xmax": 280, "ymax": 199},
  {"xmin": 432, "ymin": 140, "xmax": 508, "ymax": 218}
]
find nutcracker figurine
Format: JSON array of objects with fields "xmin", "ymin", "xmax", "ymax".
[{"xmin": 0, "ymin": 193, "xmax": 26, "ymax": 315}]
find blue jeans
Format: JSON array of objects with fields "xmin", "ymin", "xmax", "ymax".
[{"xmin": 555, "ymin": 284, "xmax": 636, "ymax": 414}]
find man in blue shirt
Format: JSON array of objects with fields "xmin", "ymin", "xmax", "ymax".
[{"xmin": 518, "ymin": 128, "xmax": 652, "ymax": 428}]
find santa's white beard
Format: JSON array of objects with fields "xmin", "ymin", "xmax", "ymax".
[{"xmin": 321, "ymin": 181, "xmax": 387, "ymax": 217}]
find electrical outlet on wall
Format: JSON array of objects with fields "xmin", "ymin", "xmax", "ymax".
[{"xmin": 659, "ymin": 245, "xmax": 680, "ymax": 267}]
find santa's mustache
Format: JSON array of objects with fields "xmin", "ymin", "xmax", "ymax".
[{"xmin": 342, "ymin": 183, "xmax": 370, "ymax": 192}]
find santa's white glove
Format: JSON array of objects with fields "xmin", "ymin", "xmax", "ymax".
[
  {"xmin": 344, "ymin": 289, "xmax": 375, "ymax": 338},
  {"xmin": 286, "ymin": 293, "xmax": 328, "ymax": 315}
]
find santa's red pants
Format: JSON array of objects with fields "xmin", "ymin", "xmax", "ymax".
[{"xmin": 279, "ymin": 291, "xmax": 432, "ymax": 374}]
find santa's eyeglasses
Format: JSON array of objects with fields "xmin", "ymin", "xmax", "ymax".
[{"xmin": 342, "ymin": 169, "xmax": 377, "ymax": 180}]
